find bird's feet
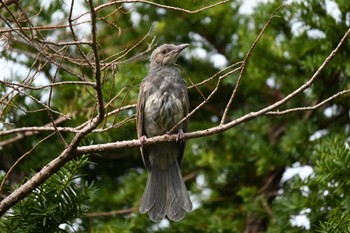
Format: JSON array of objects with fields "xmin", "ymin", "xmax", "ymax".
[
  {"xmin": 139, "ymin": 135, "xmax": 147, "ymax": 147},
  {"xmin": 176, "ymin": 129, "xmax": 185, "ymax": 144}
]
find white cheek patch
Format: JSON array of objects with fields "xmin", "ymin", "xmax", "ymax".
[{"xmin": 155, "ymin": 53, "xmax": 164, "ymax": 64}]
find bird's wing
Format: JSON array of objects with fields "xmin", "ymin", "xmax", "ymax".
[
  {"xmin": 177, "ymin": 79, "xmax": 189, "ymax": 165},
  {"xmin": 182, "ymin": 81, "xmax": 189, "ymax": 133},
  {"xmin": 136, "ymin": 81, "xmax": 152, "ymax": 171}
]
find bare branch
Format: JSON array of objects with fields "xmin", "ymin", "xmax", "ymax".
[
  {"xmin": 88, "ymin": 0, "xmax": 105, "ymax": 120},
  {"xmin": 0, "ymin": 21, "xmax": 92, "ymax": 33},
  {"xmin": 101, "ymin": 25, "xmax": 155, "ymax": 70},
  {"xmin": 168, "ymin": 66, "xmax": 240, "ymax": 134},
  {"xmin": 76, "ymin": 26, "xmax": 350, "ymax": 155},
  {"xmin": 2, "ymin": 84, "xmax": 71, "ymax": 119},
  {"xmin": 46, "ymin": 60, "xmax": 69, "ymax": 148},
  {"xmin": 220, "ymin": 4, "xmax": 290, "ymax": 125},
  {"xmin": 0, "ymin": 133, "xmax": 56, "ymax": 193},
  {"xmin": 68, "ymin": 0, "xmax": 94, "ymax": 69},
  {"xmin": 0, "ymin": 132, "xmax": 88, "ymax": 215},
  {"xmin": 38, "ymin": 40, "xmax": 93, "ymax": 46},
  {"xmin": 116, "ymin": 37, "xmax": 156, "ymax": 64},
  {"xmin": 0, "ymin": 113, "xmax": 72, "ymax": 146},
  {"xmin": 95, "ymin": 0, "xmax": 231, "ymax": 14},
  {"xmin": 266, "ymin": 89, "xmax": 350, "ymax": 115},
  {"xmin": 0, "ymin": 0, "xmax": 108, "ymax": 215},
  {"xmin": 86, "ymin": 207, "xmax": 137, "ymax": 217},
  {"xmin": 0, "ymin": 0, "xmax": 16, "ymax": 9},
  {"xmin": 0, "ymin": 104, "xmax": 133, "ymax": 139},
  {"xmin": 0, "ymin": 126, "xmax": 76, "ymax": 138},
  {"xmin": 0, "ymin": 0, "xmax": 348, "ymax": 220},
  {"xmin": 187, "ymin": 61, "xmax": 243, "ymax": 89},
  {"xmin": 0, "ymin": 80, "xmax": 95, "ymax": 91}
]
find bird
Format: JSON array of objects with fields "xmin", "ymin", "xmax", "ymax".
[{"xmin": 136, "ymin": 44, "xmax": 193, "ymax": 222}]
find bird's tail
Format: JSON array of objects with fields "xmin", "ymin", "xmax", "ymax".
[{"xmin": 139, "ymin": 155, "xmax": 192, "ymax": 222}]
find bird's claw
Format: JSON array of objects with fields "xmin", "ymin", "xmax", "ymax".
[
  {"xmin": 176, "ymin": 129, "xmax": 185, "ymax": 144},
  {"xmin": 140, "ymin": 135, "xmax": 147, "ymax": 147}
]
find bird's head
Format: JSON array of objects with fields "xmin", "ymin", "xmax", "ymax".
[{"xmin": 150, "ymin": 44, "xmax": 189, "ymax": 66}]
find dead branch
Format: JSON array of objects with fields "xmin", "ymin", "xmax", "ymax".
[
  {"xmin": 266, "ymin": 89, "xmax": 350, "ymax": 115},
  {"xmin": 95, "ymin": 0, "xmax": 231, "ymax": 14},
  {"xmin": 0, "ymin": 1, "xmax": 349, "ymax": 219},
  {"xmin": 220, "ymin": 4, "xmax": 290, "ymax": 125},
  {"xmin": 0, "ymin": 0, "xmax": 106, "ymax": 216},
  {"xmin": 86, "ymin": 207, "xmax": 137, "ymax": 217},
  {"xmin": 75, "ymin": 27, "xmax": 350, "ymax": 155}
]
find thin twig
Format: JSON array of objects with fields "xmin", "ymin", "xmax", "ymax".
[
  {"xmin": 188, "ymin": 61, "xmax": 242, "ymax": 89},
  {"xmin": 89, "ymin": 0, "xmax": 105, "ymax": 119},
  {"xmin": 101, "ymin": 24, "xmax": 155, "ymax": 71},
  {"xmin": 0, "ymin": 80, "xmax": 95, "ymax": 90},
  {"xmin": 0, "ymin": 133, "xmax": 56, "ymax": 193},
  {"xmin": 46, "ymin": 56, "xmax": 69, "ymax": 148},
  {"xmin": 77, "ymin": 27, "xmax": 350, "ymax": 155},
  {"xmin": 0, "ymin": 104, "xmax": 135, "ymax": 139},
  {"xmin": 0, "ymin": 114, "xmax": 72, "ymax": 146},
  {"xmin": 38, "ymin": 40, "xmax": 93, "ymax": 46},
  {"xmin": 179, "ymin": 66, "xmax": 207, "ymax": 101},
  {"xmin": 117, "ymin": 37, "xmax": 156, "ymax": 64},
  {"xmin": 95, "ymin": 0, "xmax": 230, "ymax": 13},
  {"xmin": 86, "ymin": 207, "xmax": 137, "ymax": 217},
  {"xmin": 4, "ymin": 85, "xmax": 71, "ymax": 119},
  {"xmin": 0, "ymin": 1, "xmax": 348, "ymax": 219},
  {"xmin": 168, "ymin": 67, "xmax": 240, "ymax": 134},
  {"xmin": 68, "ymin": 0, "xmax": 93, "ymax": 69},
  {"xmin": 0, "ymin": 0, "xmax": 16, "ymax": 9},
  {"xmin": 0, "ymin": 0, "xmax": 107, "ymax": 216},
  {"xmin": 266, "ymin": 89, "xmax": 350, "ymax": 115},
  {"xmin": 0, "ymin": 21, "xmax": 92, "ymax": 33},
  {"xmin": 220, "ymin": 4, "xmax": 289, "ymax": 125},
  {"xmin": 94, "ymin": 115, "xmax": 135, "ymax": 133}
]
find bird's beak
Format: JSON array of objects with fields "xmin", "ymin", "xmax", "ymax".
[{"xmin": 174, "ymin": 44, "xmax": 190, "ymax": 53}]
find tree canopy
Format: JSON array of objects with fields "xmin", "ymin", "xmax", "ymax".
[{"xmin": 0, "ymin": 0, "xmax": 350, "ymax": 232}]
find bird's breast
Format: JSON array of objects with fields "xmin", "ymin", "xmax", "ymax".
[{"xmin": 144, "ymin": 88, "xmax": 184, "ymax": 137}]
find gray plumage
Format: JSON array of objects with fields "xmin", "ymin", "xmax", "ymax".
[{"xmin": 136, "ymin": 44, "xmax": 192, "ymax": 222}]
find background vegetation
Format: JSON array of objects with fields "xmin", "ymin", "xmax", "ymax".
[{"xmin": 0, "ymin": 0, "xmax": 350, "ymax": 232}]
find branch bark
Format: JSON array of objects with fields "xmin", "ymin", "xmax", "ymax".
[
  {"xmin": 0, "ymin": 0, "xmax": 105, "ymax": 216},
  {"xmin": 0, "ymin": 1, "xmax": 349, "ymax": 220},
  {"xmin": 95, "ymin": 0, "xmax": 231, "ymax": 13},
  {"xmin": 75, "ymin": 26, "xmax": 350, "ymax": 154}
]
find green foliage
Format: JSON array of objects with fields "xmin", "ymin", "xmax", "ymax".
[
  {"xmin": 268, "ymin": 136, "xmax": 350, "ymax": 233},
  {"xmin": 0, "ymin": 156, "xmax": 95, "ymax": 233},
  {"xmin": 1, "ymin": 0, "xmax": 350, "ymax": 232},
  {"xmin": 317, "ymin": 210, "xmax": 350, "ymax": 233}
]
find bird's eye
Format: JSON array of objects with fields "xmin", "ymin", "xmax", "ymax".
[{"xmin": 161, "ymin": 50, "xmax": 167, "ymax": 54}]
